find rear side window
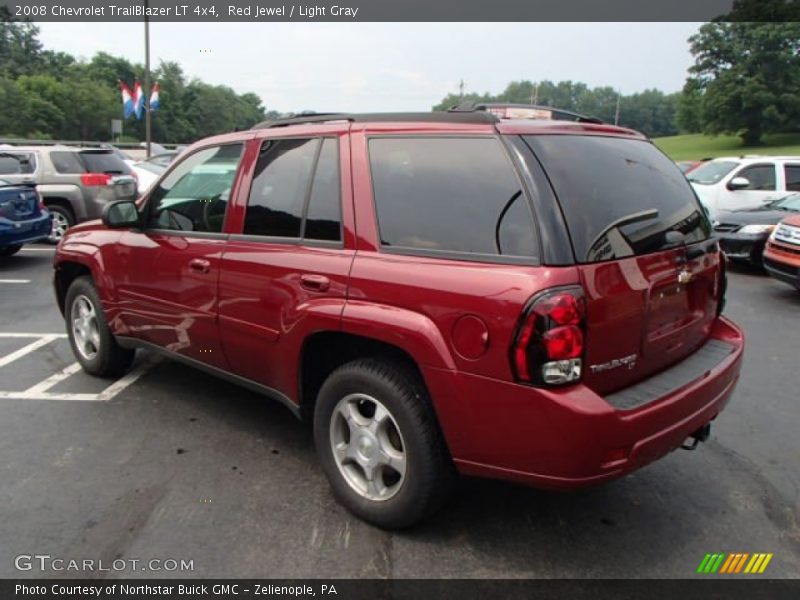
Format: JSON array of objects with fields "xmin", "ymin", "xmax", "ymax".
[
  {"xmin": 368, "ymin": 137, "xmax": 537, "ymax": 259},
  {"xmin": 50, "ymin": 151, "xmax": 86, "ymax": 173},
  {"xmin": 244, "ymin": 137, "xmax": 341, "ymax": 242},
  {"xmin": 785, "ymin": 165, "xmax": 800, "ymax": 192},
  {"xmin": 0, "ymin": 152, "xmax": 35, "ymax": 175},
  {"xmin": 523, "ymin": 135, "xmax": 711, "ymax": 264},
  {"xmin": 78, "ymin": 151, "xmax": 130, "ymax": 174}
]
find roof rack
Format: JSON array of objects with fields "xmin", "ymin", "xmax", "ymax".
[
  {"xmin": 252, "ymin": 111, "xmax": 499, "ymax": 129},
  {"xmin": 449, "ymin": 102, "xmax": 604, "ymax": 124}
]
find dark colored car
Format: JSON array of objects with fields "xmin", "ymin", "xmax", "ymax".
[
  {"xmin": 714, "ymin": 193, "xmax": 800, "ymax": 266},
  {"xmin": 53, "ymin": 109, "xmax": 744, "ymax": 528},
  {"xmin": 0, "ymin": 173, "xmax": 51, "ymax": 256}
]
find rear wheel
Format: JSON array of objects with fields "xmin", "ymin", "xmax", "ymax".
[
  {"xmin": 65, "ymin": 276, "xmax": 135, "ymax": 377},
  {"xmin": 0, "ymin": 245, "xmax": 22, "ymax": 256},
  {"xmin": 314, "ymin": 358, "xmax": 454, "ymax": 529},
  {"xmin": 46, "ymin": 204, "xmax": 74, "ymax": 244}
]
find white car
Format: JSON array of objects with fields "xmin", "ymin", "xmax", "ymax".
[{"xmin": 687, "ymin": 156, "xmax": 800, "ymax": 221}]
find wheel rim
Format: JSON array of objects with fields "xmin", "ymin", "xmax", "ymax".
[
  {"xmin": 49, "ymin": 211, "xmax": 69, "ymax": 242},
  {"xmin": 71, "ymin": 294, "xmax": 101, "ymax": 361},
  {"xmin": 329, "ymin": 393, "xmax": 407, "ymax": 502}
]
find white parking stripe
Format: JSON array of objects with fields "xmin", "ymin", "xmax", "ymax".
[
  {"xmin": 18, "ymin": 247, "xmax": 55, "ymax": 252},
  {"xmin": 96, "ymin": 359, "xmax": 156, "ymax": 401},
  {"xmin": 0, "ymin": 335, "xmax": 61, "ymax": 368},
  {"xmin": 0, "ymin": 279, "xmax": 31, "ymax": 283},
  {"xmin": 23, "ymin": 362, "xmax": 83, "ymax": 395},
  {"xmin": 0, "ymin": 333, "xmax": 67, "ymax": 338}
]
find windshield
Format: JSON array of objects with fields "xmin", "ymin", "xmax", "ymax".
[
  {"xmin": 523, "ymin": 135, "xmax": 711, "ymax": 264},
  {"xmin": 774, "ymin": 193, "xmax": 800, "ymax": 211},
  {"xmin": 687, "ymin": 160, "xmax": 738, "ymax": 185}
]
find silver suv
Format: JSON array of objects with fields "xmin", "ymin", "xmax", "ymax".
[{"xmin": 0, "ymin": 146, "xmax": 137, "ymax": 242}]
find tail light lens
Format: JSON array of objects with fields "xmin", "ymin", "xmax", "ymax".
[
  {"xmin": 511, "ymin": 286, "xmax": 587, "ymax": 386},
  {"xmin": 80, "ymin": 173, "xmax": 112, "ymax": 186}
]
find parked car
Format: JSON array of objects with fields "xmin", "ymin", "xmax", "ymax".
[
  {"xmin": 763, "ymin": 214, "xmax": 800, "ymax": 290},
  {"xmin": 687, "ymin": 156, "xmax": 800, "ymax": 220},
  {"xmin": 0, "ymin": 175, "xmax": 51, "ymax": 256},
  {"xmin": 131, "ymin": 152, "xmax": 178, "ymax": 193},
  {"xmin": 714, "ymin": 192, "xmax": 800, "ymax": 266},
  {"xmin": 676, "ymin": 160, "xmax": 705, "ymax": 174},
  {"xmin": 53, "ymin": 109, "xmax": 744, "ymax": 528},
  {"xmin": 0, "ymin": 146, "xmax": 137, "ymax": 243}
]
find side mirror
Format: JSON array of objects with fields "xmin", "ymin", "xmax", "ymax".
[
  {"xmin": 727, "ymin": 177, "xmax": 750, "ymax": 191},
  {"xmin": 102, "ymin": 200, "xmax": 140, "ymax": 228}
]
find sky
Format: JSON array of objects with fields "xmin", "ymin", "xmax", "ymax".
[{"xmin": 36, "ymin": 22, "xmax": 701, "ymax": 113}]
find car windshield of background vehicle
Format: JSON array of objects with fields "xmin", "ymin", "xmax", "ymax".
[
  {"xmin": 776, "ymin": 193, "xmax": 800, "ymax": 211},
  {"xmin": 687, "ymin": 160, "xmax": 739, "ymax": 184},
  {"xmin": 147, "ymin": 143, "xmax": 243, "ymax": 233},
  {"xmin": 369, "ymin": 137, "xmax": 537, "ymax": 259},
  {"xmin": 524, "ymin": 135, "xmax": 711, "ymax": 264}
]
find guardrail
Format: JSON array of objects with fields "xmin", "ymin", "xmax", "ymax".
[{"xmin": 0, "ymin": 138, "xmax": 185, "ymax": 151}]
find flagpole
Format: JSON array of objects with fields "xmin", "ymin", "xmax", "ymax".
[{"xmin": 144, "ymin": 0, "xmax": 151, "ymax": 158}]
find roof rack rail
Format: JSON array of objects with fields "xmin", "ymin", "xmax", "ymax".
[
  {"xmin": 252, "ymin": 111, "xmax": 499, "ymax": 129},
  {"xmin": 448, "ymin": 102, "xmax": 604, "ymax": 124}
]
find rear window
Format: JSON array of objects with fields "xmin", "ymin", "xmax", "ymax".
[
  {"xmin": 523, "ymin": 135, "xmax": 711, "ymax": 264},
  {"xmin": 78, "ymin": 151, "xmax": 130, "ymax": 174},
  {"xmin": 369, "ymin": 137, "xmax": 537, "ymax": 259},
  {"xmin": 50, "ymin": 151, "xmax": 86, "ymax": 173}
]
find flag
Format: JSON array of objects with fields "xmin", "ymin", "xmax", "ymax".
[
  {"xmin": 119, "ymin": 81, "xmax": 134, "ymax": 119},
  {"xmin": 134, "ymin": 80, "xmax": 144, "ymax": 120},
  {"xmin": 149, "ymin": 82, "xmax": 160, "ymax": 112}
]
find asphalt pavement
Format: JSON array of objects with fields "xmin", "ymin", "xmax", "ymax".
[{"xmin": 0, "ymin": 247, "xmax": 798, "ymax": 579}]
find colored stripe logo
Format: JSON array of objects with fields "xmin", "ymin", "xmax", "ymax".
[{"xmin": 697, "ymin": 553, "xmax": 773, "ymax": 574}]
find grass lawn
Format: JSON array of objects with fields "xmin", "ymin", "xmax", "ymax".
[{"xmin": 653, "ymin": 132, "xmax": 800, "ymax": 161}]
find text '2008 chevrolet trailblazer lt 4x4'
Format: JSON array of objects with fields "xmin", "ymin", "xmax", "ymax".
[{"xmin": 53, "ymin": 105, "xmax": 744, "ymax": 528}]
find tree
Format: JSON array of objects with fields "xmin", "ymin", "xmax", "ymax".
[{"xmin": 683, "ymin": 20, "xmax": 800, "ymax": 144}]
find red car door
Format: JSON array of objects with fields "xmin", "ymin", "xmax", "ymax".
[
  {"xmin": 217, "ymin": 125, "xmax": 355, "ymax": 400},
  {"xmin": 114, "ymin": 141, "xmax": 249, "ymax": 369}
]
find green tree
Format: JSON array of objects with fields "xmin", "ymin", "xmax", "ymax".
[{"xmin": 684, "ymin": 21, "xmax": 800, "ymax": 144}]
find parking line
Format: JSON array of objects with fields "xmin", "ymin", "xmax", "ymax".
[
  {"xmin": 18, "ymin": 247, "xmax": 55, "ymax": 252},
  {"xmin": 0, "ymin": 279, "xmax": 31, "ymax": 283},
  {"xmin": 0, "ymin": 335, "xmax": 62, "ymax": 369},
  {"xmin": 23, "ymin": 362, "xmax": 83, "ymax": 395}
]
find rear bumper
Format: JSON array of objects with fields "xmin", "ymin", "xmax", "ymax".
[
  {"xmin": 424, "ymin": 316, "xmax": 744, "ymax": 490},
  {"xmin": 716, "ymin": 232, "xmax": 767, "ymax": 263},
  {"xmin": 0, "ymin": 213, "xmax": 52, "ymax": 246}
]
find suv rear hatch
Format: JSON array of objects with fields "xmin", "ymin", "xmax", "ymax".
[
  {"xmin": 521, "ymin": 134, "xmax": 721, "ymax": 396},
  {"xmin": 76, "ymin": 150, "xmax": 137, "ymax": 200}
]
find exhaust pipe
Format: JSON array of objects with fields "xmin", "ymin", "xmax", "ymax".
[{"xmin": 681, "ymin": 423, "xmax": 711, "ymax": 451}]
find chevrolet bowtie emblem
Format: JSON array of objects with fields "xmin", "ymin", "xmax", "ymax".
[{"xmin": 678, "ymin": 269, "xmax": 693, "ymax": 284}]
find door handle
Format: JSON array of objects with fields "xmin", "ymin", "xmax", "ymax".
[
  {"xmin": 188, "ymin": 258, "xmax": 211, "ymax": 274},
  {"xmin": 300, "ymin": 274, "xmax": 330, "ymax": 292}
]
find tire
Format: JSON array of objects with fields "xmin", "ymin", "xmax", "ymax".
[
  {"xmin": 0, "ymin": 245, "xmax": 22, "ymax": 256},
  {"xmin": 314, "ymin": 358, "xmax": 455, "ymax": 529},
  {"xmin": 65, "ymin": 275, "xmax": 135, "ymax": 377},
  {"xmin": 46, "ymin": 204, "xmax": 75, "ymax": 244}
]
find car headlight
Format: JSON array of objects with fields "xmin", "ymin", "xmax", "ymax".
[{"xmin": 738, "ymin": 224, "xmax": 775, "ymax": 235}]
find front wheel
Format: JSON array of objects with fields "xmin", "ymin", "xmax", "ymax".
[
  {"xmin": 47, "ymin": 204, "xmax": 74, "ymax": 244},
  {"xmin": 65, "ymin": 276, "xmax": 135, "ymax": 377},
  {"xmin": 314, "ymin": 358, "xmax": 454, "ymax": 529}
]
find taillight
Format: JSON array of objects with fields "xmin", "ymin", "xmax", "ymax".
[
  {"xmin": 511, "ymin": 286, "xmax": 586, "ymax": 386},
  {"xmin": 80, "ymin": 173, "xmax": 112, "ymax": 186}
]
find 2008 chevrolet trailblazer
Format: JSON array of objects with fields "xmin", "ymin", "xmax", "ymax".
[{"xmin": 53, "ymin": 105, "xmax": 744, "ymax": 528}]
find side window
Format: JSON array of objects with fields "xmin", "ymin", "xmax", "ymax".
[
  {"xmin": 784, "ymin": 165, "xmax": 800, "ymax": 192},
  {"xmin": 147, "ymin": 143, "xmax": 243, "ymax": 233},
  {"xmin": 0, "ymin": 152, "xmax": 35, "ymax": 175},
  {"xmin": 304, "ymin": 139, "xmax": 342, "ymax": 241},
  {"xmin": 243, "ymin": 137, "xmax": 342, "ymax": 242},
  {"xmin": 736, "ymin": 164, "xmax": 776, "ymax": 191},
  {"xmin": 50, "ymin": 152, "xmax": 85, "ymax": 174},
  {"xmin": 368, "ymin": 137, "xmax": 537, "ymax": 258}
]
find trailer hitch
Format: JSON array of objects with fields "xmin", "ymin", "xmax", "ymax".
[{"xmin": 681, "ymin": 423, "xmax": 711, "ymax": 451}]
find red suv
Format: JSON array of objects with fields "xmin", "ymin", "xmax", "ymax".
[{"xmin": 53, "ymin": 108, "xmax": 744, "ymax": 528}]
